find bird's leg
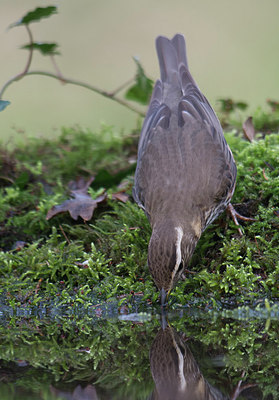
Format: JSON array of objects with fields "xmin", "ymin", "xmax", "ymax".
[{"xmin": 227, "ymin": 203, "xmax": 256, "ymax": 236}]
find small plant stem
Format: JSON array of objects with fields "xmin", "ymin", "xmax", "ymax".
[
  {"xmin": 22, "ymin": 25, "xmax": 34, "ymax": 74},
  {"xmin": 59, "ymin": 224, "xmax": 71, "ymax": 244},
  {"xmin": 109, "ymin": 77, "xmax": 135, "ymax": 96},
  {"xmin": 0, "ymin": 24, "xmax": 34, "ymax": 99},
  {"xmin": 0, "ymin": 23, "xmax": 145, "ymax": 116},
  {"xmin": 50, "ymin": 55, "xmax": 66, "ymax": 83},
  {"xmin": 17, "ymin": 70, "xmax": 145, "ymax": 116}
]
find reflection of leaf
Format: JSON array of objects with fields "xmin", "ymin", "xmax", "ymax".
[
  {"xmin": 0, "ymin": 100, "xmax": 11, "ymax": 112},
  {"xmin": 125, "ymin": 57, "xmax": 153, "ymax": 105},
  {"xmin": 10, "ymin": 6, "xmax": 57, "ymax": 28},
  {"xmin": 243, "ymin": 116, "xmax": 255, "ymax": 142},
  {"xmin": 21, "ymin": 42, "xmax": 60, "ymax": 56},
  {"xmin": 46, "ymin": 177, "xmax": 106, "ymax": 221}
]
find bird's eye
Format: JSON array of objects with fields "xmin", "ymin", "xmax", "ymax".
[{"xmin": 177, "ymin": 262, "xmax": 183, "ymax": 272}]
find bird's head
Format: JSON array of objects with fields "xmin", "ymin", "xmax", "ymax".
[{"xmin": 148, "ymin": 221, "xmax": 199, "ymax": 305}]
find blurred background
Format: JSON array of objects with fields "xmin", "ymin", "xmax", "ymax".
[{"xmin": 1, "ymin": 0, "xmax": 279, "ymax": 144}]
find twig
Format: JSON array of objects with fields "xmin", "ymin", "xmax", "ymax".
[
  {"xmin": 0, "ymin": 22, "xmax": 146, "ymax": 117},
  {"xmin": 109, "ymin": 77, "xmax": 135, "ymax": 96},
  {"xmin": 0, "ymin": 70, "xmax": 145, "ymax": 116},
  {"xmin": 27, "ymin": 71, "xmax": 145, "ymax": 116},
  {"xmin": 262, "ymin": 168, "xmax": 269, "ymax": 181},
  {"xmin": 231, "ymin": 371, "xmax": 245, "ymax": 400},
  {"xmin": 231, "ymin": 380, "xmax": 257, "ymax": 399},
  {"xmin": 50, "ymin": 55, "xmax": 66, "ymax": 83},
  {"xmin": 59, "ymin": 224, "xmax": 71, "ymax": 244},
  {"xmin": 22, "ymin": 25, "xmax": 34, "ymax": 75},
  {"xmin": 35, "ymin": 278, "xmax": 43, "ymax": 295},
  {"xmin": 0, "ymin": 24, "xmax": 34, "ymax": 99}
]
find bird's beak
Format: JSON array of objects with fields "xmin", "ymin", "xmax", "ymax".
[{"xmin": 160, "ymin": 288, "xmax": 168, "ymax": 307}]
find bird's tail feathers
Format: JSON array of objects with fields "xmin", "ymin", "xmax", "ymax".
[{"xmin": 156, "ymin": 34, "xmax": 189, "ymax": 86}]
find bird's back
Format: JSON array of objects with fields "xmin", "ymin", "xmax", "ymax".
[{"xmin": 133, "ymin": 34, "xmax": 236, "ymax": 232}]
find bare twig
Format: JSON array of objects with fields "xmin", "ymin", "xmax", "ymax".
[
  {"xmin": 0, "ymin": 23, "xmax": 146, "ymax": 117},
  {"xmin": 0, "ymin": 69, "xmax": 145, "ymax": 116},
  {"xmin": 22, "ymin": 25, "xmax": 34, "ymax": 74},
  {"xmin": 50, "ymin": 55, "xmax": 66, "ymax": 83},
  {"xmin": 109, "ymin": 77, "xmax": 135, "ymax": 96},
  {"xmin": 59, "ymin": 224, "xmax": 71, "ymax": 244},
  {"xmin": 15, "ymin": 70, "xmax": 145, "ymax": 116},
  {"xmin": 0, "ymin": 24, "xmax": 34, "ymax": 99}
]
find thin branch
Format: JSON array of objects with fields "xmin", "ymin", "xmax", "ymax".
[
  {"xmin": 0, "ymin": 24, "xmax": 34, "ymax": 99},
  {"xmin": 50, "ymin": 55, "xmax": 66, "ymax": 83},
  {"xmin": 20, "ymin": 70, "xmax": 145, "ymax": 116},
  {"xmin": 230, "ymin": 371, "xmax": 258, "ymax": 400},
  {"xmin": 0, "ymin": 24, "xmax": 145, "ymax": 116},
  {"xmin": 22, "ymin": 25, "xmax": 34, "ymax": 75},
  {"xmin": 109, "ymin": 77, "xmax": 135, "ymax": 97}
]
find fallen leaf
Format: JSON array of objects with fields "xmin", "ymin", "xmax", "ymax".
[
  {"xmin": 46, "ymin": 176, "xmax": 107, "ymax": 221},
  {"xmin": 111, "ymin": 192, "xmax": 129, "ymax": 203},
  {"xmin": 243, "ymin": 116, "xmax": 255, "ymax": 142},
  {"xmin": 68, "ymin": 176, "xmax": 95, "ymax": 192}
]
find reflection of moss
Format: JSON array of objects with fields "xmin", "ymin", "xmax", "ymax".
[
  {"xmin": 0, "ymin": 312, "xmax": 278, "ymax": 398},
  {"xmin": 0, "ymin": 316, "xmax": 156, "ymax": 399},
  {"xmin": 173, "ymin": 312, "xmax": 279, "ymax": 399}
]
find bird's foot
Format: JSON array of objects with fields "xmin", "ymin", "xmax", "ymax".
[{"xmin": 227, "ymin": 203, "xmax": 256, "ymax": 236}]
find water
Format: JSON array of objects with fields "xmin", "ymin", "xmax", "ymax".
[{"xmin": 0, "ymin": 300, "xmax": 278, "ymax": 399}]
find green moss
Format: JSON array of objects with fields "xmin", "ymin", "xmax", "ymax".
[
  {"xmin": 0, "ymin": 121, "xmax": 278, "ymax": 309},
  {"xmin": 0, "ymin": 121, "xmax": 279, "ymax": 397}
]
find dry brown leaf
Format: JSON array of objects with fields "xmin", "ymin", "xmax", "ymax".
[
  {"xmin": 243, "ymin": 116, "xmax": 255, "ymax": 142},
  {"xmin": 46, "ymin": 176, "xmax": 107, "ymax": 221},
  {"xmin": 68, "ymin": 176, "xmax": 95, "ymax": 192},
  {"xmin": 111, "ymin": 192, "xmax": 129, "ymax": 203}
]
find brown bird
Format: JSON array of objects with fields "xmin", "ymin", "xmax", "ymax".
[
  {"xmin": 133, "ymin": 34, "xmax": 237, "ymax": 305},
  {"xmin": 150, "ymin": 323, "xmax": 229, "ymax": 400}
]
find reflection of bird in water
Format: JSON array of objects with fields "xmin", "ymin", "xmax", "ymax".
[
  {"xmin": 133, "ymin": 34, "xmax": 238, "ymax": 305},
  {"xmin": 149, "ymin": 323, "xmax": 229, "ymax": 400},
  {"xmin": 50, "ymin": 384, "xmax": 98, "ymax": 400}
]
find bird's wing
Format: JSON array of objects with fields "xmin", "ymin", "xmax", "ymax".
[
  {"xmin": 133, "ymin": 35, "xmax": 236, "ymax": 225},
  {"xmin": 134, "ymin": 116, "xmax": 236, "ymax": 225}
]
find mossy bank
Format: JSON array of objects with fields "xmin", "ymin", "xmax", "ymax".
[{"xmin": 0, "ymin": 115, "xmax": 279, "ymax": 310}]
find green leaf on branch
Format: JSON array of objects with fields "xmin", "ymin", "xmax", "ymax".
[
  {"xmin": 235, "ymin": 101, "xmax": 248, "ymax": 111},
  {"xmin": 10, "ymin": 6, "xmax": 57, "ymax": 28},
  {"xmin": 267, "ymin": 99, "xmax": 279, "ymax": 113},
  {"xmin": 0, "ymin": 100, "xmax": 11, "ymax": 112},
  {"xmin": 21, "ymin": 42, "xmax": 60, "ymax": 56},
  {"xmin": 218, "ymin": 98, "xmax": 248, "ymax": 113},
  {"xmin": 125, "ymin": 57, "xmax": 153, "ymax": 105}
]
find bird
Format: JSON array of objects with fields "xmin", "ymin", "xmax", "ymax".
[
  {"xmin": 133, "ymin": 34, "xmax": 237, "ymax": 305},
  {"xmin": 149, "ymin": 321, "xmax": 229, "ymax": 399}
]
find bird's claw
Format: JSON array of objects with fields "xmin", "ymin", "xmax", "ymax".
[{"xmin": 227, "ymin": 203, "xmax": 256, "ymax": 236}]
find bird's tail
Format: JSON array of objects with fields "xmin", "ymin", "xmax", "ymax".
[{"xmin": 156, "ymin": 34, "xmax": 189, "ymax": 84}]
